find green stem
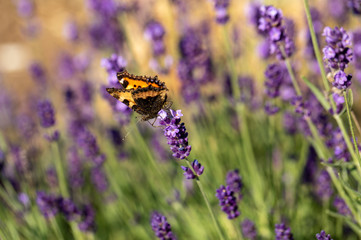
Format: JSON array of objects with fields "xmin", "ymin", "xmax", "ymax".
[
  {"xmin": 343, "ymin": 91, "xmax": 361, "ymax": 176},
  {"xmin": 185, "ymin": 161, "xmax": 225, "ymax": 240},
  {"xmin": 303, "ymin": 0, "xmax": 329, "ymax": 91},
  {"xmin": 334, "ymin": 115, "xmax": 361, "ymax": 177},
  {"xmin": 52, "ymin": 142, "xmax": 69, "ymax": 198},
  {"xmin": 281, "ymin": 48, "xmax": 301, "ymax": 96},
  {"xmin": 352, "ymin": 111, "xmax": 361, "ymax": 136}
]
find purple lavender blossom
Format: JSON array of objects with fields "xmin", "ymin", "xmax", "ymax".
[
  {"xmin": 29, "ymin": 62, "xmax": 47, "ymax": 85},
  {"xmin": 158, "ymin": 109, "xmax": 191, "ymax": 160},
  {"xmin": 78, "ymin": 204, "xmax": 96, "ymax": 232},
  {"xmin": 353, "ymin": 30, "xmax": 361, "ymax": 83},
  {"xmin": 17, "ymin": 113, "xmax": 37, "ymax": 139},
  {"xmin": 328, "ymin": 0, "xmax": 348, "ymax": 23},
  {"xmin": 327, "ymin": 129, "xmax": 350, "ymax": 162},
  {"xmin": 67, "ymin": 147, "xmax": 84, "ymax": 188},
  {"xmin": 150, "ymin": 211, "xmax": 177, "ymax": 240},
  {"xmin": 181, "ymin": 159, "xmax": 204, "ymax": 179},
  {"xmin": 332, "ymin": 70, "xmax": 352, "ymax": 90},
  {"xmin": 17, "ymin": 0, "xmax": 34, "ymax": 18},
  {"xmin": 215, "ymin": 185, "xmax": 240, "ymax": 219},
  {"xmin": 322, "ymin": 27, "xmax": 353, "ymax": 71},
  {"xmin": 76, "ymin": 128, "xmax": 99, "ymax": 160},
  {"xmin": 101, "ymin": 54, "xmax": 127, "ymax": 85},
  {"xmin": 226, "ymin": 169, "xmax": 242, "ymax": 200},
  {"xmin": 257, "ymin": 5, "xmax": 295, "ymax": 59},
  {"xmin": 241, "ymin": 219, "xmax": 257, "ymax": 240},
  {"xmin": 37, "ymin": 100, "xmax": 56, "ymax": 128},
  {"xmin": 315, "ymin": 170, "xmax": 333, "ymax": 201},
  {"xmin": 58, "ymin": 52, "xmax": 76, "ymax": 79},
  {"xmin": 264, "ymin": 63, "xmax": 284, "ymax": 98},
  {"xmin": 36, "ymin": 191, "xmax": 58, "ymax": 219},
  {"xmin": 275, "ymin": 223, "xmax": 293, "ymax": 240},
  {"xmin": 264, "ymin": 102, "xmax": 280, "ymax": 115},
  {"xmin": 348, "ymin": 0, "xmax": 361, "ymax": 14},
  {"xmin": 63, "ymin": 20, "xmax": 79, "ymax": 42},
  {"xmin": 316, "ymin": 230, "xmax": 333, "ymax": 240},
  {"xmin": 144, "ymin": 20, "xmax": 166, "ymax": 56},
  {"xmin": 332, "ymin": 93, "xmax": 344, "ymax": 114},
  {"xmin": 283, "ymin": 112, "xmax": 297, "ymax": 134},
  {"xmin": 211, "ymin": 0, "xmax": 230, "ymax": 24},
  {"xmin": 333, "ymin": 196, "xmax": 351, "ymax": 216},
  {"xmin": 58, "ymin": 198, "xmax": 79, "ymax": 221},
  {"xmin": 46, "ymin": 167, "xmax": 58, "ymax": 188},
  {"xmin": 18, "ymin": 193, "xmax": 30, "ymax": 208},
  {"xmin": 177, "ymin": 28, "xmax": 213, "ymax": 103},
  {"xmin": 91, "ymin": 167, "xmax": 108, "ymax": 192}
]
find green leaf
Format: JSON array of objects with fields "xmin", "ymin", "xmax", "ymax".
[{"xmin": 302, "ymin": 77, "xmax": 330, "ymax": 110}]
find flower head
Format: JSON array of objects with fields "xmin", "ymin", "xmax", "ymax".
[
  {"xmin": 158, "ymin": 110, "xmax": 191, "ymax": 159},
  {"xmin": 275, "ymin": 223, "xmax": 293, "ymax": 240},
  {"xmin": 181, "ymin": 160, "xmax": 204, "ymax": 179},
  {"xmin": 241, "ymin": 219, "xmax": 257, "ymax": 240},
  {"xmin": 333, "ymin": 70, "xmax": 352, "ymax": 90},
  {"xmin": 316, "ymin": 230, "xmax": 333, "ymax": 240},
  {"xmin": 150, "ymin": 211, "xmax": 177, "ymax": 240},
  {"xmin": 322, "ymin": 27, "xmax": 353, "ymax": 71},
  {"xmin": 215, "ymin": 185, "xmax": 240, "ymax": 219},
  {"xmin": 37, "ymin": 100, "xmax": 56, "ymax": 128}
]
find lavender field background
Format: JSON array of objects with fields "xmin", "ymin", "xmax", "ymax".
[{"xmin": 1, "ymin": 0, "xmax": 361, "ymax": 239}]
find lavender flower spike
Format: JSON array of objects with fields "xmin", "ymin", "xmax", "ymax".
[
  {"xmin": 241, "ymin": 219, "xmax": 257, "ymax": 240},
  {"xmin": 37, "ymin": 99, "xmax": 56, "ymax": 128},
  {"xmin": 275, "ymin": 223, "xmax": 293, "ymax": 240},
  {"xmin": 215, "ymin": 185, "xmax": 240, "ymax": 219},
  {"xmin": 316, "ymin": 230, "xmax": 333, "ymax": 240},
  {"xmin": 181, "ymin": 159, "xmax": 204, "ymax": 179},
  {"xmin": 158, "ymin": 109, "xmax": 191, "ymax": 160},
  {"xmin": 150, "ymin": 211, "xmax": 177, "ymax": 240}
]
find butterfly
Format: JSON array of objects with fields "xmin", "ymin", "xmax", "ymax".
[{"xmin": 106, "ymin": 70, "xmax": 169, "ymax": 121}]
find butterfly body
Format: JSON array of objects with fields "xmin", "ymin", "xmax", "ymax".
[{"xmin": 106, "ymin": 70, "xmax": 168, "ymax": 121}]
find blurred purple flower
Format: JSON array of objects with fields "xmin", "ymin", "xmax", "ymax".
[
  {"xmin": 316, "ymin": 230, "xmax": 333, "ymax": 240},
  {"xmin": 226, "ymin": 169, "xmax": 242, "ymax": 200},
  {"xmin": 67, "ymin": 147, "xmax": 84, "ymax": 188},
  {"xmin": 58, "ymin": 52, "xmax": 76, "ymax": 79},
  {"xmin": 333, "ymin": 196, "xmax": 351, "ymax": 216},
  {"xmin": 241, "ymin": 219, "xmax": 257, "ymax": 240},
  {"xmin": 264, "ymin": 102, "xmax": 280, "ymax": 115},
  {"xmin": 29, "ymin": 62, "xmax": 47, "ymax": 86},
  {"xmin": 46, "ymin": 167, "xmax": 58, "ymax": 188},
  {"xmin": 315, "ymin": 170, "xmax": 333, "ymax": 201},
  {"xmin": 17, "ymin": 0, "xmax": 34, "ymax": 18},
  {"xmin": 264, "ymin": 63, "xmax": 284, "ymax": 98},
  {"xmin": 328, "ymin": 0, "xmax": 348, "ymax": 23},
  {"xmin": 101, "ymin": 54, "xmax": 127, "ymax": 85},
  {"xmin": 91, "ymin": 167, "xmax": 108, "ymax": 192},
  {"xmin": 211, "ymin": 0, "xmax": 230, "ymax": 24},
  {"xmin": 36, "ymin": 191, "xmax": 58, "ymax": 219},
  {"xmin": 18, "ymin": 192, "xmax": 30, "ymax": 208},
  {"xmin": 78, "ymin": 204, "xmax": 96, "ymax": 232},
  {"xmin": 215, "ymin": 185, "xmax": 240, "ymax": 219},
  {"xmin": 37, "ymin": 99, "xmax": 55, "ymax": 128},
  {"xmin": 144, "ymin": 20, "xmax": 166, "ymax": 56},
  {"xmin": 58, "ymin": 198, "xmax": 79, "ymax": 221},
  {"xmin": 63, "ymin": 20, "xmax": 79, "ymax": 42},
  {"xmin": 150, "ymin": 211, "xmax": 177, "ymax": 240},
  {"xmin": 17, "ymin": 113, "xmax": 37, "ymax": 139},
  {"xmin": 275, "ymin": 223, "xmax": 293, "ymax": 240},
  {"xmin": 348, "ymin": 0, "xmax": 361, "ymax": 14}
]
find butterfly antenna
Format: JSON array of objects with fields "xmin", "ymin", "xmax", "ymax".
[{"xmin": 122, "ymin": 117, "xmax": 143, "ymax": 141}]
